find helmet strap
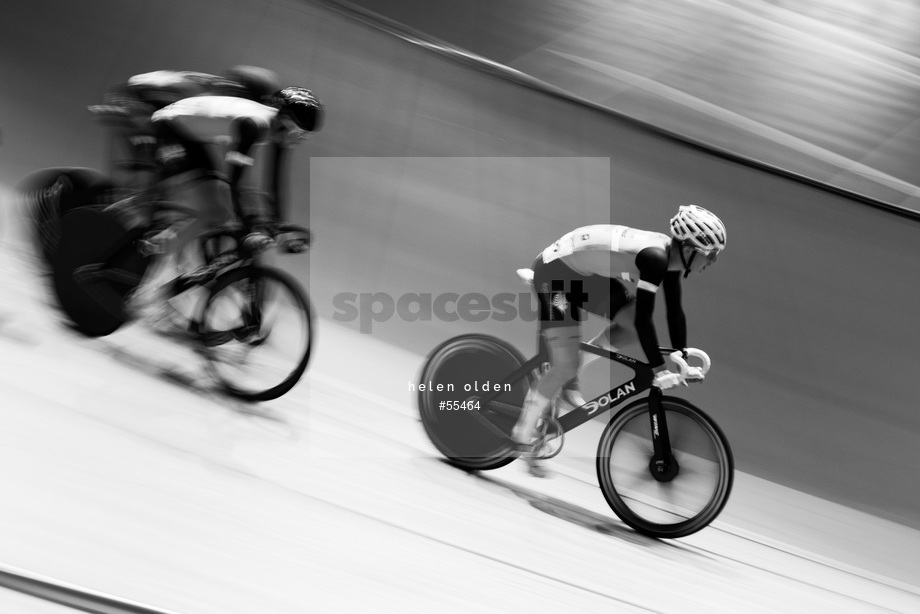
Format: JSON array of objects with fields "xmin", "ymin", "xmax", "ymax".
[{"xmin": 681, "ymin": 245, "xmax": 696, "ymax": 278}]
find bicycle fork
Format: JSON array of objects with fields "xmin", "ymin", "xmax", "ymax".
[{"xmin": 648, "ymin": 387, "xmax": 679, "ymax": 482}]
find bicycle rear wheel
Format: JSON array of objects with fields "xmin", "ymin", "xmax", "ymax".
[
  {"xmin": 50, "ymin": 206, "xmax": 149, "ymax": 337},
  {"xmin": 596, "ymin": 397, "xmax": 733, "ymax": 539},
  {"xmin": 417, "ymin": 334, "xmax": 534, "ymax": 471},
  {"xmin": 19, "ymin": 168, "xmax": 117, "ymax": 264},
  {"xmin": 197, "ymin": 266, "xmax": 313, "ymax": 401}
]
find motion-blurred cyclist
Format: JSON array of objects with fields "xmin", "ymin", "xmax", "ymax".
[
  {"xmin": 126, "ymin": 84, "xmax": 324, "ymax": 323},
  {"xmin": 512, "ymin": 205, "xmax": 726, "ymax": 477},
  {"xmin": 91, "ymin": 65, "xmax": 283, "ymax": 190}
]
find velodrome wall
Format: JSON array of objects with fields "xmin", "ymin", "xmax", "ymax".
[{"xmin": 1, "ymin": 0, "xmax": 918, "ymax": 528}]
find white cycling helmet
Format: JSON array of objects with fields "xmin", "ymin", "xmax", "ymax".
[{"xmin": 670, "ymin": 205, "xmax": 726, "ymax": 253}]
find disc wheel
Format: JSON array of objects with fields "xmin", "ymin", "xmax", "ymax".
[
  {"xmin": 19, "ymin": 168, "xmax": 116, "ymax": 263},
  {"xmin": 417, "ymin": 334, "xmax": 535, "ymax": 471},
  {"xmin": 50, "ymin": 206, "xmax": 149, "ymax": 337}
]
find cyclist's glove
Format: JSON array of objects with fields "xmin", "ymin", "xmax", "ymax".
[
  {"xmin": 684, "ymin": 366, "xmax": 705, "ymax": 383},
  {"xmin": 653, "ymin": 370, "xmax": 682, "ymax": 390}
]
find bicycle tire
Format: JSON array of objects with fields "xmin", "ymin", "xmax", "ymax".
[
  {"xmin": 197, "ymin": 265, "xmax": 313, "ymax": 401},
  {"xmin": 417, "ymin": 334, "xmax": 535, "ymax": 471},
  {"xmin": 50, "ymin": 206, "xmax": 150, "ymax": 337},
  {"xmin": 596, "ymin": 396, "xmax": 733, "ymax": 539}
]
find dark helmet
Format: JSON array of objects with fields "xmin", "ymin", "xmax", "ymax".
[
  {"xmin": 270, "ymin": 86, "xmax": 324, "ymax": 133},
  {"xmin": 219, "ymin": 65, "xmax": 282, "ymax": 103}
]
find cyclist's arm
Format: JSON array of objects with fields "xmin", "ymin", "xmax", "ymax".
[
  {"xmin": 634, "ymin": 247, "xmax": 669, "ymax": 371},
  {"xmin": 266, "ymin": 141, "xmax": 286, "ymax": 222},
  {"xmin": 662, "ymin": 271, "xmax": 687, "ymax": 350},
  {"xmin": 226, "ymin": 116, "xmax": 268, "ymax": 221}
]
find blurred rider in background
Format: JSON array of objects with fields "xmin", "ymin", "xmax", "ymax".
[
  {"xmin": 91, "ymin": 65, "xmax": 282, "ymax": 191},
  {"xmin": 125, "ymin": 78, "xmax": 324, "ymax": 323}
]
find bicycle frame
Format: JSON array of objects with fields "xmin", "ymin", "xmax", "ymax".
[
  {"xmin": 472, "ymin": 342, "xmax": 680, "ymax": 477},
  {"xmin": 66, "ymin": 214, "xmax": 262, "ymax": 345}
]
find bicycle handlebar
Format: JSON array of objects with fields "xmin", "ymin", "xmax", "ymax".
[{"xmin": 669, "ymin": 348, "xmax": 711, "ymax": 378}]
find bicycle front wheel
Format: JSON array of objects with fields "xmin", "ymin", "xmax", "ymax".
[
  {"xmin": 597, "ymin": 397, "xmax": 733, "ymax": 539},
  {"xmin": 198, "ymin": 266, "xmax": 313, "ymax": 401},
  {"xmin": 417, "ymin": 334, "xmax": 534, "ymax": 471}
]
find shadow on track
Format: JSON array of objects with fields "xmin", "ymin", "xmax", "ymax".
[
  {"xmin": 469, "ymin": 467, "xmax": 648, "ymax": 544},
  {"xmin": 442, "ymin": 460, "xmax": 727, "ymax": 566},
  {"xmin": 94, "ymin": 335, "xmax": 294, "ymax": 426}
]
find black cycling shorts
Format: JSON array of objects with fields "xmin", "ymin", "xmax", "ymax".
[{"xmin": 532, "ymin": 254, "xmax": 633, "ymax": 329}]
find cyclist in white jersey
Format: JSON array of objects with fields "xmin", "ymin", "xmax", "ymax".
[
  {"xmin": 92, "ymin": 66, "xmax": 281, "ymax": 190},
  {"xmin": 512, "ymin": 205, "xmax": 726, "ymax": 477},
  {"xmin": 127, "ymin": 86, "xmax": 324, "ymax": 322}
]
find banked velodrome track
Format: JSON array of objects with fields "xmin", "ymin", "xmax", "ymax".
[{"xmin": 1, "ymin": 0, "xmax": 919, "ymax": 611}]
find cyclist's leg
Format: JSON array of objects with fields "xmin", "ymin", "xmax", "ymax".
[
  {"xmin": 552, "ymin": 275, "xmax": 635, "ymax": 404},
  {"xmin": 156, "ymin": 119, "xmax": 234, "ymax": 276},
  {"xmin": 604, "ymin": 299, "xmax": 639, "ymax": 347},
  {"xmin": 557, "ymin": 374, "xmax": 588, "ymax": 412},
  {"xmin": 511, "ymin": 256, "xmax": 585, "ymax": 448},
  {"xmin": 129, "ymin": 125, "xmax": 230, "ymax": 314},
  {"xmin": 582, "ymin": 278, "xmax": 637, "ymax": 369},
  {"xmin": 237, "ymin": 144, "xmax": 310, "ymax": 253},
  {"xmin": 168, "ymin": 177, "xmax": 233, "ymax": 263},
  {"xmin": 512, "ymin": 325, "xmax": 580, "ymax": 445},
  {"xmin": 236, "ymin": 186, "xmax": 275, "ymax": 252}
]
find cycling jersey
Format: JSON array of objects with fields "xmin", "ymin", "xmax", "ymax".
[
  {"xmin": 152, "ymin": 95, "xmax": 277, "ymax": 143},
  {"xmin": 95, "ymin": 71, "xmax": 223, "ymax": 189},
  {"xmin": 542, "ymin": 225, "xmax": 666, "ymax": 287},
  {"xmin": 124, "ymin": 70, "xmax": 220, "ymax": 107},
  {"xmin": 98, "ymin": 70, "xmax": 221, "ymax": 122},
  {"xmin": 151, "ymin": 95, "xmax": 290, "ymax": 225},
  {"xmin": 537, "ymin": 224, "xmax": 687, "ymax": 369}
]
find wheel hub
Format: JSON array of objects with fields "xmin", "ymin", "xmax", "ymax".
[{"xmin": 649, "ymin": 455, "xmax": 680, "ymax": 482}]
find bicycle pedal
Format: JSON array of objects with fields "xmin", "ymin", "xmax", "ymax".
[
  {"xmin": 535, "ymin": 435, "xmax": 564, "ymax": 460},
  {"xmin": 534, "ymin": 418, "xmax": 564, "ymax": 459}
]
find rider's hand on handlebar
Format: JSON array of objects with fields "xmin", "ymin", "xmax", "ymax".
[
  {"xmin": 653, "ymin": 370, "xmax": 682, "ymax": 390},
  {"xmin": 667, "ymin": 348, "xmax": 711, "ymax": 386},
  {"xmin": 684, "ymin": 366, "xmax": 705, "ymax": 383}
]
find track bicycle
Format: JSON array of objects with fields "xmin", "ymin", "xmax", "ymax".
[
  {"xmin": 417, "ymin": 311, "xmax": 733, "ymax": 540},
  {"xmin": 47, "ymin": 196, "xmax": 314, "ymax": 402}
]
